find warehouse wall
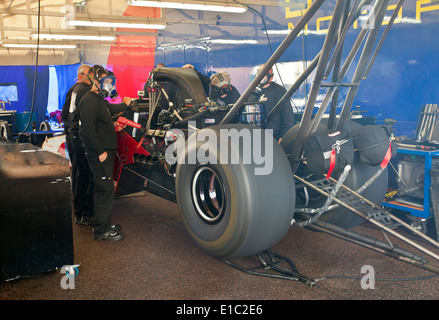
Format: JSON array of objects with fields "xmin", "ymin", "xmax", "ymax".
[
  {"xmin": 154, "ymin": 1, "xmax": 439, "ymax": 138},
  {"xmin": 1, "ymin": 1, "xmax": 438, "ymax": 137}
]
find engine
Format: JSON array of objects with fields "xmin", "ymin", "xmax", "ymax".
[{"xmin": 122, "ymin": 67, "xmax": 266, "ymax": 179}]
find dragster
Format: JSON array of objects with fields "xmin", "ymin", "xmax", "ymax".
[{"xmin": 97, "ymin": 0, "xmax": 439, "ymax": 283}]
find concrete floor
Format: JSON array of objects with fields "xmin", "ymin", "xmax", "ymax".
[{"xmin": 1, "ymin": 191, "xmax": 439, "ymax": 304}]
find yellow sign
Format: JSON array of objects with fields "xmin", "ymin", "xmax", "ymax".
[{"xmin": 285, "ymin": 0, "xmax": 438, "ymax": 34}]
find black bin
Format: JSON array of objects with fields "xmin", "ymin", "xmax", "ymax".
[{"xmin": 0, "ymin": 143, "xmax": 74, "ymax": 281}]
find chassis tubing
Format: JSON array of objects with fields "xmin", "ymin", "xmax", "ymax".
[{"xmin": 281, "ymin": 120, "xmax": 388, "ymax": 229}]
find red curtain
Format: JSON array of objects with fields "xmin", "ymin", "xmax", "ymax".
[{"xmin": 106, "ymin": 6, "xmax": 161, "ymax": 99}]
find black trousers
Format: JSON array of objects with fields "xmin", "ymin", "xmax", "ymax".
[
  {"xmin": 66, "ymin": 132, "xmax": 76, "ymax": 196},
  {"xmin": 85, "ymin": 148, "xmax": 116, "ymax": 234},
  {"xmin": 70, "ymin": 134, "xmax": 93, "ymax": 218}
]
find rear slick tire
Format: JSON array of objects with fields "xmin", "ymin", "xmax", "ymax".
[{"xmin": 175, "ymin": 124, "xmax": 296, "ymax": 259}]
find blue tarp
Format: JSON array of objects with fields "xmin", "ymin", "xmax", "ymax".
[
  {"xmin": 53, "ymin": 63, "xmax": 80, "ymax": 111},
  {"xmin": 0, "ymin": 65, "xmax": 49, "ymax": 126},
  {"xmin": 0, "ymin": 64, "xmax": 79, "ymax": 129}
]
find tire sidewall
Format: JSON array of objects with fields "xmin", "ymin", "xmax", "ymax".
[{"xmin": 176, "ymin": 124, "xmax": 295, "ymax": 258}]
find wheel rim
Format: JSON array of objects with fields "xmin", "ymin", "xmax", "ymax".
[{"xmin": 191, "ymin": 166, "xmax": 226, "ymax": 224}]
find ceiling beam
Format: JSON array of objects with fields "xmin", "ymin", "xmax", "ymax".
[
  {"xmin": 0, "ymin": 25, "xmax": 158, "ymax": 36},
  {"xmin": 0, "ymin": 8, "xmax": 218, "ymax": 25},
  {"xmin": 128, "ymin": 0, "xmax": 307, "ymax": 8}
]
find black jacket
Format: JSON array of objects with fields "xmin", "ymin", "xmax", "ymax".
[
  {"xmin": 212, "ymin": 85, "xmax": 241, "ymax": 107},
  {"xmin": 68, "ymin": 81, "xmax": 91, "ymax": 135},
  {"xmin": 249, "ymin": 82, "xmax": 295, "ymax": 140},
  {"xmin": 78, "ymin": 91, "xmax": 128, "ymax": 155},
  {"xmin": 61, "ymin": 83, "xmax": 79, "ymax": 134}
]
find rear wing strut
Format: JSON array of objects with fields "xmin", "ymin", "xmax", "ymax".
[{"xmin": 220, "ymin": 0, "xmax": 404, "ymax": 172}]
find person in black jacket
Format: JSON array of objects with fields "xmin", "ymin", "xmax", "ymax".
[
  {"xmin": 68, "ymin": 66, "xmax": 94, "ymax": 226},
  {"xmin": 209, "ymin": 71, "xmax": 241, "ymax": 107},
  {"xmin": 70, "ymin": 65, "xmax": 127, "ymax": 226},
  {"xmin": 182, "ymin": 64, "xmax": 210, "ymax": 96},
  {"xmin": 78, "ymin": 65, "xmax": 132, "ymax": 241},
  {"xmin": 249, "ymin": 64, "xmax": 295, "ymax": 142},
  {"xmin": 61, "ymin": 64, "xmax": 91, "ymax": 197},
  {"xmin": 61, "ymin": 64, "xmax": 91, "ymax": 144}
]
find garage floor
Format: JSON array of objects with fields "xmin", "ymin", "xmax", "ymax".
[{"xmin": 1, "ymin": 191, "xmax": 438, "ymax": 302}]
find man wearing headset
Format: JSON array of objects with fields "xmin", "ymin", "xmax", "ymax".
[
  {"xmin": 78, "ymin": 65, "xmax": 131, "ymax": 241},
  {"xmin": 249, "ymin": 64, "xmax": 295, "ymax": 143},
  {"xmin": 70, "ymin": 66, "xmax": 132, "ymax": 227},
  {"xmin": 209, "ymin": 71, "xmax": 241, "ymax": 107}
]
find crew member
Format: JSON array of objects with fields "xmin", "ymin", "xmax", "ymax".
[
  {"xmin": 209, "ymin": 71, "xmax": 241, "ymax": 107},
  {"xmin": 182, "ymin": 64, "xmax": 210, "ymax": 96},
  {"xmin": 68, "ymin": 65, "xmax": 94, "ymax": 225},
  {"xmin": 61, "ymin": 64, "xmax": 90, "ymax": 198},
  {"xmin": 249, "ymin": 64, "xmax": 295, "ymax": 142},
  {"xmin": 78, "ymin": 65, "xmax": 131, "ymax": 241}
]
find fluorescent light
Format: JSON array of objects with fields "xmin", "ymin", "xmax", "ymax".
[
  {"xmin": 32, "ymin": 33, "xmax": 116, "ymax": 41},
  {"xmin": 128, "ymin": 0, "xmax": 247, "ymax": 13},
  {"xmin": 3, "ymin": 44, "xmax": 77, "ymax": 49},
  {"xmin": 264, "ymin": 29, "xmax": 290, "ymax": 35},
  {"xmin": 263, "ymin": 29, "xmax": 326, "ymax": 36},
  {"xmin": 67, "ymin": 19, "xmax": 166, "ymax": 30}
]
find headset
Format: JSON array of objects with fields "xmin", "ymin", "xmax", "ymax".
[
  {"xmin": 93, "ymin": 66, "xmax": 118, "ymax": 99},
  {"xmin": 258, "ymin": 69, "xmax": 274, "ymax": 87},
  {"xmin": 215, "ymin": 73, "xmax": 232, "ymax": 95}
]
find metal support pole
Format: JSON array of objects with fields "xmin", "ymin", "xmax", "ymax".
[
  {"xmin": 289, "ymin": 0, "xmax": 347, "ymax": 167},
  {"xmin": 323, "ymin": 0, "xmax": 374, "ymax": 79},
  {"xmin": 363, "ymin": 0, "xmax": 405, "ymax": 78},
  {"xmin": 267, "ymin": 0, "xmax": 372, "ymax": 125},
  {"xmin": 267, "ymin": 53, "xmax": 320, "ymax": 120},
  {"xmin": 309, "ymin": 221, "xmax": 439, "ymax": 275},
  {"xmin": 295, "ymin": 174, "xmax": 439, "ymax": 263},
  {"xmin": 220, "ymin": 0, "xmax": 326, "ymax": 125},
  {"xmin": 327, "ymin": 0, "xmax": 352, "ymax": 130},
  {"xmin": 336, "ymin": 0, "xmax": 390, "ymax": 130},
  {"xmin": 311, "ymin": 220, "xmax": 427, "ymax": 263},
  {"xmin": 327, "ymin": 174, "xmax": 439, "ymax": 250}
]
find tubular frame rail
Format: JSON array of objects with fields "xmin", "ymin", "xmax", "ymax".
[
  {"xmin": 223, "ymin": 169, "xmax": 439, "ymax": 287},
  {"xmin": 217, "ymin": 0, "xmax": 439, "ymax": 283},
  {"xmin": 294, "ymin": 172, "xmax": 439, "ymax": 276},
  {"xmin": 220, "ymin": 249, "xmax": 318, "ymax": 287},
  {"xmin": 221, "ymin": 0, "xmax": 404, "ymax": 170},
  {"xmin": 222, "ymin": 168, "xmax": 439, "ymax": 287}
]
